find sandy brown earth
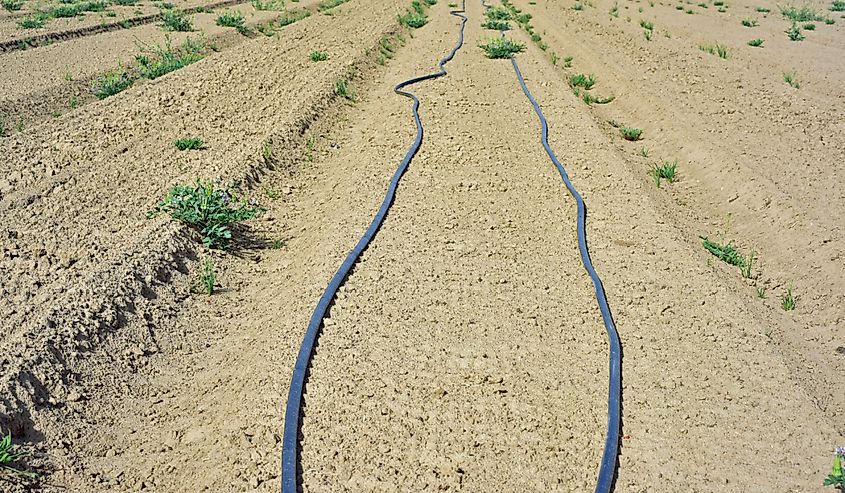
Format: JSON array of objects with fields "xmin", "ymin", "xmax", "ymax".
[{"xmin": 0, "ymin": 0, "xmax": 843, "ymax": 490}]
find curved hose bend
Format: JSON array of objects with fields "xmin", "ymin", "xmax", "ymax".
[{"xmin": 280, "ymin": 6, "xmax": 468, "ymax": 492}]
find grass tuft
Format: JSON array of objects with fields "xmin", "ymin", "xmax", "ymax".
[
  {"xmin": 701, "ymin": 236, "xmax": 755, "ymax": 278},
  {"xmin": 781, "ymin": 286, "xmax": 796, "ymax": 310},
  {"xmin": 648, "ymin": 160, "xmax": 677, "ymax": 187},
  {"xmin": 0, "ymin": 432, "xmax": 37, "ymax": 478},
  {"xmin": 135, "ymin": 36, "xmax": 204, "ymax": 80},
  {"xmin": 92, "ymin": 68, "xmax": 133, "ymax": 99},
  {"xmin": 699, "ymin": 43, "xmax": 729, "ymax": 58},
  {"xmin": 783, "ymin": 71, "xmax": 800, "ymax": 88}
]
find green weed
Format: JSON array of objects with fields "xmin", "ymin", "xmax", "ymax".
[
  {"xmin": 310, "ymin": 50, "xmax": 329, "ymax": 61},
  {"xmin": 486, "ymin": 5, "xmax": 512, "ymax": 19},
  {"xmin": 399, "ymin": 11, "xmax": 427, "ymax": 27},
  {"xmin": 620, "ymin": 126, "xmax": 643, "ymax": 141},
  {"xmin": 640, "ymin": 18, "xmax": 653, "ymax": 29},
  {"xmin": 742, "ymin": 17, "xmax": 758, "ymax": 26},
  {"xmin": 803, "ymin": 22, "xmax": 816, "ymax": 29},
  {"xmin": 780, "ymin": 4, "xmax": 822, "ymax": 21},
  {"xmin": 272, "ymin": 238, "xmax": 285, "ymax": 249},
  {"xmin": 318, "ymin": 0, "xmax": 347, "ymax": 10},
  {"xmin": 216, "ymin": 10, "xmax": 247, "ymax": 33},
  {"xmin": 756, "ymin": 6, "xmax": 770, "ymax": 12},
  {"xmin": 175, "ymin": 137, "xmax": 203, "ymax": 150},
  {"xmin": 639, "ymin": 147, "xmax": 649, "ymax": 157},
  {"xmin": 18, "ymin": 14, "xmax": 48, "ymax": 28},
  {"xmin": 700, "ymin": 43, "xmax": 729, "ymax": 58},
  {"xmin": 581, "ymin": 92, "xmax": 614, "ymax": 105},
  {"xmin": 824, "ymin": 16, "xmax": 835, "ymax": 23},
  {"xmin": 92, "ymin": 68, "xmax": 133, "ymax": 99},
  {"xmin": 783, "ymin": 71, "xmax": 800, "ymax": 88},
  {"xmin": 261, "ymin": 140, "xmax": 273, "ymax": 161},
  {"xmin": 787, "ymin": 21, "xmax": 805, "ymax": 39},
  {"xmin": 482, "ymin": 19, "xmax": 511, "ymax": 29},
  {"xmin": 1, "ymin": 0, "xmax": 23, "ymax": 11},
  {"xmin": 747, "ymin": 38, "xmax": 764, "ymax": 46},
  {"xmin": 648, "ymin": 160, "xmax": 677, "ymax": 187},
  {"xmin": 192, "ymin": 257, "xmax": 215, "ymax": 295},
  {"xmin": 756, "ymin": 286, "xmax": 767, "ymax": 298},
  {"xmin": 569, "ymin": 73, "xmax": 596, "ymax": 89},
  {"xmin": 335, "ymin": 79, "xmax": 354, "ymax": 101},
  {"xmin": 832, "ymin": 0, "xmax": 845, "ymax": 10},
  {"xmin": 478, "ymin": 37, "xmax": 525, "ymax": 58},
  {"xmin": 610, "ymin": 2, "xmax": 619, "ymax": 16},
  {"xmin": 251, "ymin": 0, "xmax": 284, "ymax": 9},
  {"xmin": 148, "ymin": 179, "xmax": 262, "ymax": 249},
  {"xmin": 781, "ymin": 286, "xmax": 796, "ymax": 310},
  {"xmin": 136, "ymin": 36, "xmax": 204, "ymax": 79},
  {"xmin": 0, "ymin": 432, "xmax": 36, "ymax": 478},
  {"xmin": 701, "ymin": 236, "xmax": 755, "ymax": 277},
  {"xmin": 161, "ymin": 9, "xmax": 193, "ymax": 31},
  {"xmin": 563, "ymin": 55, "xmax": 573, "ymax": 67}
]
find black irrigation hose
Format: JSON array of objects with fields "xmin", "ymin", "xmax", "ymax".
[
  {"xmin": 485, "ymin": 3, "xmax": 623, "ymax": 491},
  {"xmin": 280, "ymin": 5, "xmax": 468, "ymax": 492}
]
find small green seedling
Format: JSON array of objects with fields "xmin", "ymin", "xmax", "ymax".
[
  {"xmin": 620, "ymin": 127, "xmax": 643, "ymax": 141},
  {"xmin": 756, "ymin": 287, "xmax": 767, "ymax": 298},
  {"xmin": 478, "ymin": 37, "xmax": 525, "ymax": 58},
  {"xmin": 824, "ymin": 447, "xmax": 845, "ymax": 490},
  {"xmin": 781, "ymin": 286, "xmax": 796, "ymax": 311},
  {"xmin": 569, "ymin": 73, "xmax": 596, "ymax": 89},
  {"xmin": 832, "ymin": 0, "xmax": 845, "ymax": 11},
  {"xmin": 648, "ymin": 160, "xmax": 677, "ymax": 187},
  {"xmin": 335, "ymin": 79, "xmax": 354, "ymax": 101},
  {"xmin": 18, "ymin": 14, "xmax": 48, "ymax": 29},
  {"xmin": 175, "ymin": 137, "xmax": 203, "ymax": 150},
  {"xmin": 747, "ymin": 38, "xmax": 764, "ymax": 47},
  {"xmin": 563, "ymin": 55, "xmax": 573, "ymax": 67},
  {"xmin": 783, "ymin": 71, "xmax": 800, "ymax": 88},
  {"xmin": 191, "ymin": 257, "xmax": 216, "ymax": 295},
  {"xmin": 310, "ymin": 50, "xmax": 329, "ymax": 61},
  {"xmin": 262, "ymin": 140, "xmax": 273, "ymax": 161},
  {"xmin": 0, "ymin": 431, "xmax": 37, "ymax": 477}
]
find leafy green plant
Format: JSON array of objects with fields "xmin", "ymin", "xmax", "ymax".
[
  {"xmin": 175, "ymin": 137, "xmax": 203, "ymax": 150},
  {"xmin": 747, "ymin": 38, "xmax": 764, "ymax": 46},
  {"xmin": 648, "ymin": 160, "xmax": 677, "ymax": 187},
  {"xmin": 832, "ymin": 0, "xmax": 845, "ymax": 11},
  {"xmin": 620, "ymin": 127, "xmax": 643, "ymax": 141},
  {"xmin": 640, "ymin": 18, "xmax": 653, "ymax": 29},
  {"xmin": 2, "ymin": 0, "xmax": 24, "ymax": 11},
  {"xmin": 92, "ymin": 68, "xmax": 133, "ymax": 99},
  {"xmin": 161, "ymin": 9, "xmax": 193, "ymax": 31},
  {"xmin": 482, "ymin": 19, "xmax": 511, "ymax": 29},
  {"xmin": 217, "ymin": 10, "xmax": 247, "ymax": 33},
  {"xmin": 148, "ymin": 180, "xmax": 262, "ymax": 249},
  {"xmin": 824, "ymin": 447, "xmax": 845, "ymax": 490},
  {"xmin": 610, "ymin": 2, "xmax": 619, "ymax": 16},
  {"xmin": 17, "ymin": 14, "xmax": 47, "ymax": 28},
  {"xmin": 318, "ymin": 0, "xmax": 346, "ymax": 10},
  {"xmin": 787, "ymin": 22, "xmax": 805, "ymax": 40},
  {"xmin": 478, "ymin": 37, "xmax": 525, "ymax": 58},
  {"xmin": 251, "ymin": 0, "xmax": 284, "ymax": 9},
  {"xmin": 563, "ymin": 55, "xmax": 573, "ymax": 67},
  {"xmin": 784, "ymin": 71, "xmax": 800, "ymax": 88},
  {"xmin": 135, "ymin": 36, "xmax": 204, "ymax": 80},
  {"xmin": 825, "ymin": 17, "xmax": 836, "ymax": 23},
  {"xmin": 803, "ymin": 22, "xmax": 816, "ymax": 29},
  {"xmin": 335, "ymin": 79, "xmax": 354, "ymax": 101},
  {"xmin": 569, "ymin": 73, "xmax": 596, "ymax": 89},
  {"xmin": 780, "ymin": 4, "xmax": 822, "ymax": 21},
  {"xmin": 781, "ymin": 285, "xmax": 796, "ymax": 310},
  {"xmin": 742, "ymin": 17, "xmax": 758, "ymax": 26},
  {"xmin": 261, "ymin": 140, "xmax": 273, "ymax": 161},
  {"xmin": 310, "ymin": 50, "xmax": 329, "ymax": 61},
  {"xmin": 486, "ymin": 5, "xmax": 512, "ymax": 19},
  {"xmin": 701, "ymin": 236, "xmax": 755, "ymax": 277},
  {"xmin": 400, "ymin": 11, "xmax": 427, "ymax": 27},
  {"xmin": 0, "ymin": 431, "xmax": 36, "ymax": 477}
]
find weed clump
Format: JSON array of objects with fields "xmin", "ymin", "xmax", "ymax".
[
  {"xmin": 399, "ymin": 11, "xmax": 427, "ymax": 27},
  {"xmin": 136, "ymin": 36, "xmax": 204, "ymax": 80},
  {"xmin": 310, "ymin": 50, "xmax": 329, "ymax": 61},
  {"xmin": 161, "ymin": 9, "xmax": 193, "ymax": 31},
  {"xmin": 17, "ymin": 14, "xmax": 48, "ymax": 28},
  {"xmin": 648, "ymin": 160, "xmax": 677, "ymax": 187},
  {"xmin": 92, "ymin": 69, "xmax": 133, "ymax": 99},
  {"xmin": 786, "ymin": 22, "xmax": 805, "ymax": 40},
  {"xmin": 148, "ymin": 180, "xmax": 262, "ymax": 249},
  {"xmin": 620, "ymin": 126, "xmax": 643, "ymax": 141},
  {"xmin": 175, "ymin": 137, "xmax": 204, "ymax": 150},
  {"xmin": 701, "ymin": 236, "xmax": 755, "ymax": 278},
  {"xmin": 699, "ymin": 43, "xmax": 729, "ymax": 58},
  {"xmin": 780, "ymin": 4, "xmax": 823, "ymax": 21},
  {"xmin": 747, "ymin": 38, "xmax": 764, "ymax": 46},
  {"xmin": 482, "ymin": 19, "xmax": 511, "ymax": 29},
  {"xmin": 478, "ymin": 37, "xmax": 525, "ymax": 58},
  {"xmin": 569, "ymin": 73, "xmax": 596, "ymax": 89},
  {"xmin": 2, "ymin": 0, "xmax": 23, "ymax": 11}
]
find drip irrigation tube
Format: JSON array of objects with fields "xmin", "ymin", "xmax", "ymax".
[
  {"xmin": 280, "ymin": 5, "xmax": 468, "ymax": 492},
  {"xmin": 488, "ymin": 6, "xmax": 623, "ymax": 491}
]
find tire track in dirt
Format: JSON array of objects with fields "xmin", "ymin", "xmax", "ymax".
[{"xmin": 298, "ymin": 1, "xmax": 609, "ymax": 489}]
